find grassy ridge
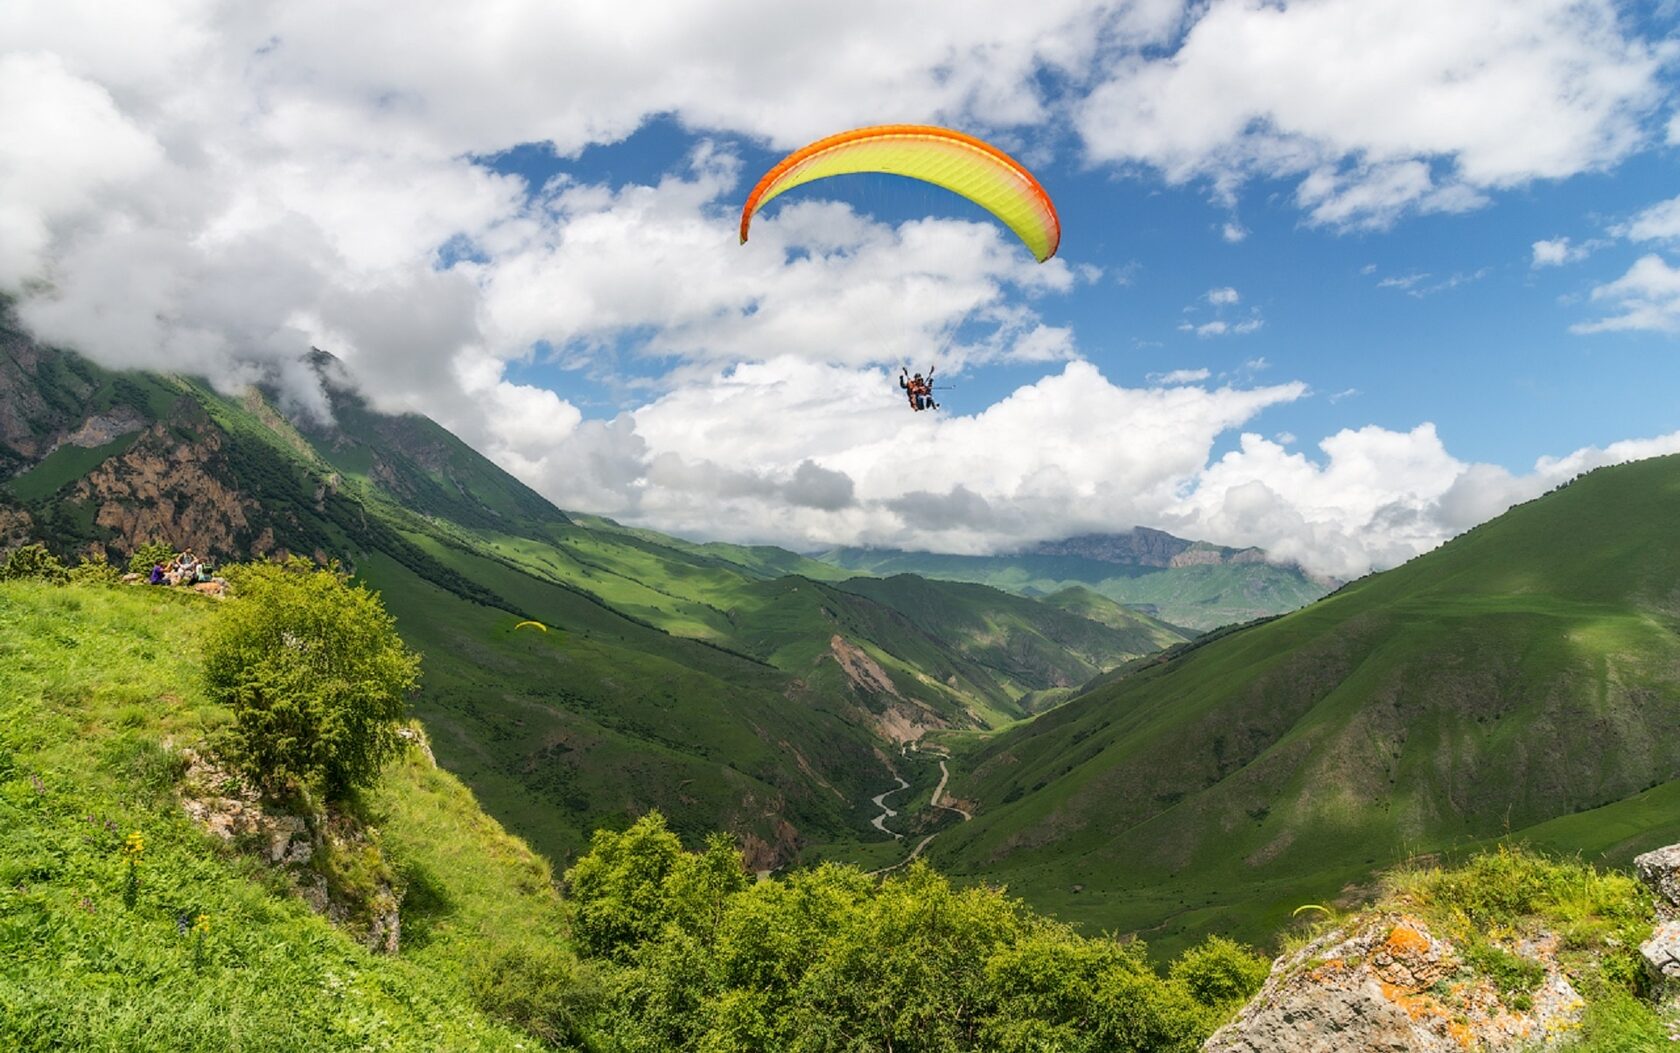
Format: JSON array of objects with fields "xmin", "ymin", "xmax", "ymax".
[
  {"xmin": 931, "ymin": 455, "xmax": 1680, "ymax": 956},
  {"xmin": 356, "ymin": 550, "xmax": 887, "ymax": 865},
  {"xmin": 0, "ymin": 581, "xmax": 565, "ymax": 1051}
]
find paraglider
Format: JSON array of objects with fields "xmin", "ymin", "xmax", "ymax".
[
  {"xmin": 514, "ymin": 620, "xmax": 548, "ymax": 632},
  {"xmin": 739, "ymin": 125, "xmax": 1060, "ymax": 262},
  {"xmin": 899, "ymin": 366, "xmax": 939, "ymax": 412}
]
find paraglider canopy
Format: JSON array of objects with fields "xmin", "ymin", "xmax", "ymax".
[
  {"xmin": 740, "ymin": 125, "xmax": 1060, "ymax": 262},
  {"xmin": 514, "ymin": 620, "xmax": 548, "ymax": 632}
]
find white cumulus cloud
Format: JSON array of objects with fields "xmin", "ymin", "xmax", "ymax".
[
  {"xmin": 1572, "ymin": 254, "xmax": 1680, "ymax": 334},
  {"xmin": 1077, "ymin": 0, "xmax": 1671, "ymax": 228},
  {"xmin": 1618, "ymin": 194, "xmax": 1680, "ymax": 243},
  {"xmin": 1532, "ymin": 237, "xmax": 1591, "ymax": 267}
]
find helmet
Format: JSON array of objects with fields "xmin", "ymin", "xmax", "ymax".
[{"xmin": 913, "ymin": 373, "xmax": 923, "ymax": 380}]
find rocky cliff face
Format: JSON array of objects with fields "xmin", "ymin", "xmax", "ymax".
[
  {"xmin": 70, "ymin": 410, "xmax": 277, "ymax": 561},
  {"xmin": 1028, "ymin": 527, "xmax": 1273, "ymax": 570},
  {"xmin": 0, "ymin": 323, "xmax": 68, "ymax": 459},
  {"xmin": 0, "ymin": 496, "xmax": 32, "ymax": 550}
]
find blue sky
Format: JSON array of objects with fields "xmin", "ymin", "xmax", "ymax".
[
  {"xmin": 492, "ymin": 111, "xmax": 1680, "ymax": 470},
  {"xmin": 5, "ymin": 0, "xmax": 1680, "ymax": 574}
]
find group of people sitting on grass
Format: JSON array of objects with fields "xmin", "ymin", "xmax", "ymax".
[{"xmin": 147, "ymin": 550, "xmax": 215, "ymax": 586}]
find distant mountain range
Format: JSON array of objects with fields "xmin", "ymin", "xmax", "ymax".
[
  {"xmin": 0, "ymin": 319, "xmax": 1187, "ymax": 870},
  {"xmin": 819, "ymin": 528, "xmax": 1334, "ymax": 631}
]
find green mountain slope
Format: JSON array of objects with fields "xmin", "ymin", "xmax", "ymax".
[
  {"xmin": 820, "ymin": 532, "xmax": 1332, "ymax": 631},
  {"xmin": 0, "ymin": 580, "xmax": 568, "ymax": 1051},
  {"xmin": 930, "ymin": 455, "xmax": 1680, "ymax": 956},
  {"xmin": 0, "ymin": 331, "xmax": 1178, "ymax": 871}
]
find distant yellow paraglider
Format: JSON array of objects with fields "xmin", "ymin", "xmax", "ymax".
[
  {"xmin": 514, "ymin": 620, "xmax": 548, "ymax": 632},
  {"xmin": 739, "ymin": 124, "xmax": 1061, "ymax": 262}
]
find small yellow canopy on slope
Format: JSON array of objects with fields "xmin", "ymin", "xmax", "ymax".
[
  {"xmin": 739, "ymin": 125, "xmax": 1061, "ymax": 263},
  {"xmin": 514, "ymin": 620, "xmax": 548, "ymax": 632}
]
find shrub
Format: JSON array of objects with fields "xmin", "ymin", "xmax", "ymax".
[
  {"xmin": 563, "ymin": 812, "xmax": 748, "ymax": 960},
  {"xmin": 202, "ymin": 558, "xmax": 420, "ymax": 802},
  {"xmin": 67, "ymin": 553, "xmax": 121, "ymax": 587},
  {"xmin": 1, "ymin": 543, "xmax": 68, "ymax": 583},
  {"xmin": 1169, "ymin": 935, "xmax": 1271, "ymax": 1007},
  {"xmin": 127, "ymin": 539, "xmax": 177, "ymax": 576},
  {"xmin": 469, "ymin": 945, "xmax": 600, "ymax": 1047}
]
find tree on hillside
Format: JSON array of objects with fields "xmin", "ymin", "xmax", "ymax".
[
  {"xmin": 0, "ymin": 543, "xmax": 68, "ymax": 583},
  {"xmin": 564, "ymin": 811, "xmax": 750, "ymax": 960},
  {"xmin": 203, "ymin": 557, "xmax": 420, "ymax": 802},
  {"xmin": 566, "ymin": 812, "xmax": 1265, "ymax": 1052},
  {"xmin": 127, "ymin": 539, "xmax": 177, "ymax": 575}
]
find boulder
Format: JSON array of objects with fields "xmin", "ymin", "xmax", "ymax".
[
  {"xmin": 1634, "ymin": 844, "xmax": 1680, "ymax": 918},
  {"xmin": 1641, "ymin": 920, "xmax": 1680, "ymax": 1001}
]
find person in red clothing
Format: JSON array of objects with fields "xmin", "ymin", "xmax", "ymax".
[{"xmin": 898, "ymin": 366, "xmax": 938, "ymax": 411}]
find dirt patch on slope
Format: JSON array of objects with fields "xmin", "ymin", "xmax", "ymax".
[{"xmin": 830, "ymin": 634, "xmax": 902, "ymax": 699}]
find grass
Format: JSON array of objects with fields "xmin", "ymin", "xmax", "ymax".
[
  {"xmin": 0, "ymin": 580, "xmax": 576, "ymax": 1050},
  {"xmin": 4, "ymin": 433, "xmax": 142, "ymax": 502}
]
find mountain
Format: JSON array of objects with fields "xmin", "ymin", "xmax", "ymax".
[
  {"xmin": 927, "ymin": 454, "xmax": 1680, "ymax": 956},
  {"xmin": 819, "ymin": 527, "xmax": 1334, "ymax": 631},
  {"xmin": 0, "ymin": 323, "xmax": 1186, "ymax": 870}
]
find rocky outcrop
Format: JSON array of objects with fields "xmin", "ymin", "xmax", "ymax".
[
  {"xmin": 0, "ymin": 324, "xmax": 81, "ymax": 459},
  {"xmin": 71, "ymin": 413, "xmax": 274, "ymax": 562},
  {"xmin": 1205, "ymin": 916, "xmax": 1585, "ymax": 1052},
  {"xmin": 1637, "ymin": 844, "xmax": 1680, "ymax": 999},
  {"xmin": 178, "ymin": 748, "xmax": 402, "ymax": 954},
  {"xmin": 1213, "ymin": 843, "xmax": 1680, "ymax": 1051},
  {"xmin": 50, "ymin": 406, "xmax": 145, "ymax": 453},
  {"xmin": 1635, "ymin": 844, "xmax": 1680, "ymax": 919},
  {"xmin": 0, "ymin": 498, "xmax": 32, "ymax": 551},
  {"xmin": 1643, "ymin": 921, "xmax": 1680, "ymax": 1002},
  {"xmin": 1029, "ymin": 527, "xmax": 1198, "ymax": 568}
]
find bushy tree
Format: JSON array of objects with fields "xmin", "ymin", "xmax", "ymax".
[
  {"xmin": 0, "ymin": 543, "xmax": 68, "ymax": 583},
  {"xmin": 127, "ymin": 539, "xmax": 177, "ymax": 575},
  {"xmin": 67, "ymin": 553, "xmax": 121, "ymax": 587},
  {"xmin": 570, "ymin": 816, "xmax": 1246, "ymax": 1052},
  {"xmin": 564, "ymin": 812, "xmax": 749, "ymax": 960},
  {"xmin": 1169, "ymin": 935, "xmax": 1269, "ymax": 1008},
  {"xmin": 202, "ymin": 557, "xmax": 420, "ymax": 801}
]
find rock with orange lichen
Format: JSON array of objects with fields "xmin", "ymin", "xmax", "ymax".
[{"xmin": 1204, "ymin": 915, "xmax": 1584, "ymax": 1052}]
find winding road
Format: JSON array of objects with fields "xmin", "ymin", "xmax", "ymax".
[
  {"xmin": 867, "ymin": 744, "xmax": 973, "ymax": 876},
  {"xmin": 870, "ymin": 776, "xmax": 910, "ymax": 839},
  {"xmin": 929, "ymin": 759, "xmax": 973, "ymax": 821}
]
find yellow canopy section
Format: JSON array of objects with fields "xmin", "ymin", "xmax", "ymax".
[{"xmin": 740, "ymin": 125, "xmax": 1060, "ymax": 262}]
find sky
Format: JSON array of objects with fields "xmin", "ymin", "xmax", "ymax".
[{"xmin": 3, "ymin": 0, "xmax": 1680, "ymax": 577}]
